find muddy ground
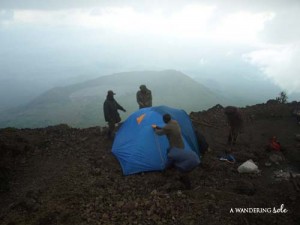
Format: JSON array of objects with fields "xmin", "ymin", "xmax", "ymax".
[{"xmin": 0, "ymin": 102, "xmax": 300, "ymax": 225}]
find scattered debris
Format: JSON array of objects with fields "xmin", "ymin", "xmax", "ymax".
[
  {"xmin": 290, "ymin": 172, "xmax": 300, "ymax": 192},
  {"xmin": 269, "ymin": 153, "xmax": 285, "ymax": 165},
  {"xmin": 273, "ymin": 170, "xmax": 291, "ymax": 181},
  {"xmin": 238, "ymin": 159, "xmax": 259, "ymax": 174},
  {"xmin": 219, "ymin": 154, "xmax": 236, "ymax": 163}
]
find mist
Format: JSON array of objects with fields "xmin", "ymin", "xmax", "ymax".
[{"xmin": 1, "ymin": 0, "xmax": 300, "ymax": 111}]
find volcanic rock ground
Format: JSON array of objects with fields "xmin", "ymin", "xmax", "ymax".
[{"xmin": 1, "ymin": 102, "xmax": 300, "ymax": 225}]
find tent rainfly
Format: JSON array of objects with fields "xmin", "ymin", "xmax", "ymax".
[{"xmin": 112, "ymin": 105, "xmax": 201, "ymax": 175}]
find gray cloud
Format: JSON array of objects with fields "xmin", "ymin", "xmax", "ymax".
[
  {"xmin": 0, "ymin": 9, "xmax": 14, "ymax": 21},
  {"xmin": 2, "ymin": 0, "xmax": 299, "ymax": 45},
  {"xmin": 1, "ymin": 0, "xmax": 299, "ymax": 11},
  {"xmin": 0, "ymin": 0, "xmax": 299, "ymax": 102},
  {"xmin": 0, "ymin": 0, "xmax": 115, "ymax": 10},
  {"xmin": 0, "ymin": 0, "xmax": 180, "ymax": 10},
  {"xmin": 259, "ymin": 7, "xmax": 300, "ymax": 44},
  {"xmin": 213, "ymin": 0, "xmax": 299, "ymax": 12}
]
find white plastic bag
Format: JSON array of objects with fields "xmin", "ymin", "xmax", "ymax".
[{"xmin": 238, "ymin": 159, "xmax": 259, "ymax": 173}]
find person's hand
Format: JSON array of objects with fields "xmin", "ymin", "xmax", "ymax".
[{"xmin": 152, "ymin": 124, "xmax": 161, "ymax": 130}]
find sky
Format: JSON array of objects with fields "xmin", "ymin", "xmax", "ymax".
[{"xmin": 0, "ymin": 0, "xmax": 300, "ymax": 102}]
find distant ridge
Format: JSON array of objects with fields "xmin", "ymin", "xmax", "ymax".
[{"xmin": 0, "ymin": 70, "xmax": 227, "ymax": 128}]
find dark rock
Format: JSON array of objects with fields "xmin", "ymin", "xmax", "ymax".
[{"xmin": 235, "ymin": 180, "xmax": 256, "ymax": 196}]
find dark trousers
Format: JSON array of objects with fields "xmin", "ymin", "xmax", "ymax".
[
  {"xmin": 107, "ymin": 121, "xmax": 116, "ymax": 139},
  {"xmin": 227, "ymin": 127, "xmax": 239, "ymax": 145},
  {"xmin": 107, "ymin": 121, "xmax": 124, "ymax": 139}
]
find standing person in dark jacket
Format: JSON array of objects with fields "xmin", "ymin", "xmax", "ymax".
[
  {"xmin": 136, "ymin": 84, "xmax": 152, "ymax": 109},
  {"xmin": 224, "ymin": 106, "xmax": 243, "ymax": 146},
  {"xmin": 103, "ymin": 90, "xmax": 126, "ymax": 139}
]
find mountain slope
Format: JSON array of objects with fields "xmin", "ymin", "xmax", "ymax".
[
  {"xmin": 0, "ymin": 70, "xmax": 227, "ymax": 128},
  {"xmin": 1, "ymin": 102, "xmax": 299, "ymax": 225}
]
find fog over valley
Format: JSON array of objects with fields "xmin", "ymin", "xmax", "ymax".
[{"xmin": 1, "ymin": 0, "xmax": 299, "ymax": 127}]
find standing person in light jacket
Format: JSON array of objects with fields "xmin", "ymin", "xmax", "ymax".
[
  {"xmin": 103, "ymin": 90, "xmax": 126, "ymax": 140},
  {"xmin": 136, "ymin": 84, "xmax": 152, "ymax": 109}
]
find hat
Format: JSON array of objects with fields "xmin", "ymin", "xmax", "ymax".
[
  {"xmin": 140, "ymin": 85, "xmax": 147, "ymax": 90},
  {"xmin": 107, "ymin": 90, "xmax": 116, "ymax": 95}
]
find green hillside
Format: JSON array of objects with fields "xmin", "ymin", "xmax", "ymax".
[{"xmin": 0, "ymin": 70, "xmax": 228, "ymax": 128}]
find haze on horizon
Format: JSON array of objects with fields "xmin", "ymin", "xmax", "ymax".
[{"xmin": 0, "ymin": 0, "xmax": 300, "ymax": 110}]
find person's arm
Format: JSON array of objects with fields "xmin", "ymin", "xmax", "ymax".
[
  {"xmin": 116, "ymin": 101, "xmax": 126, "ymax": 112},
  {"xmin": 136, "ymin": 91, "xmax": 144, "ymax": 107},
  {"xmin": 154, "ymin": 125, "xmax": 169, "ymax": 136},
  {"xmin": 146, "ymin": 91, "xmax": 152, "ymax": 106}
]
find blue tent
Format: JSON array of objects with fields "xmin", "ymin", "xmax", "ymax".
[{"xmin": 112, "ymin": 105, "xmax": 200, "ymax": 175}]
